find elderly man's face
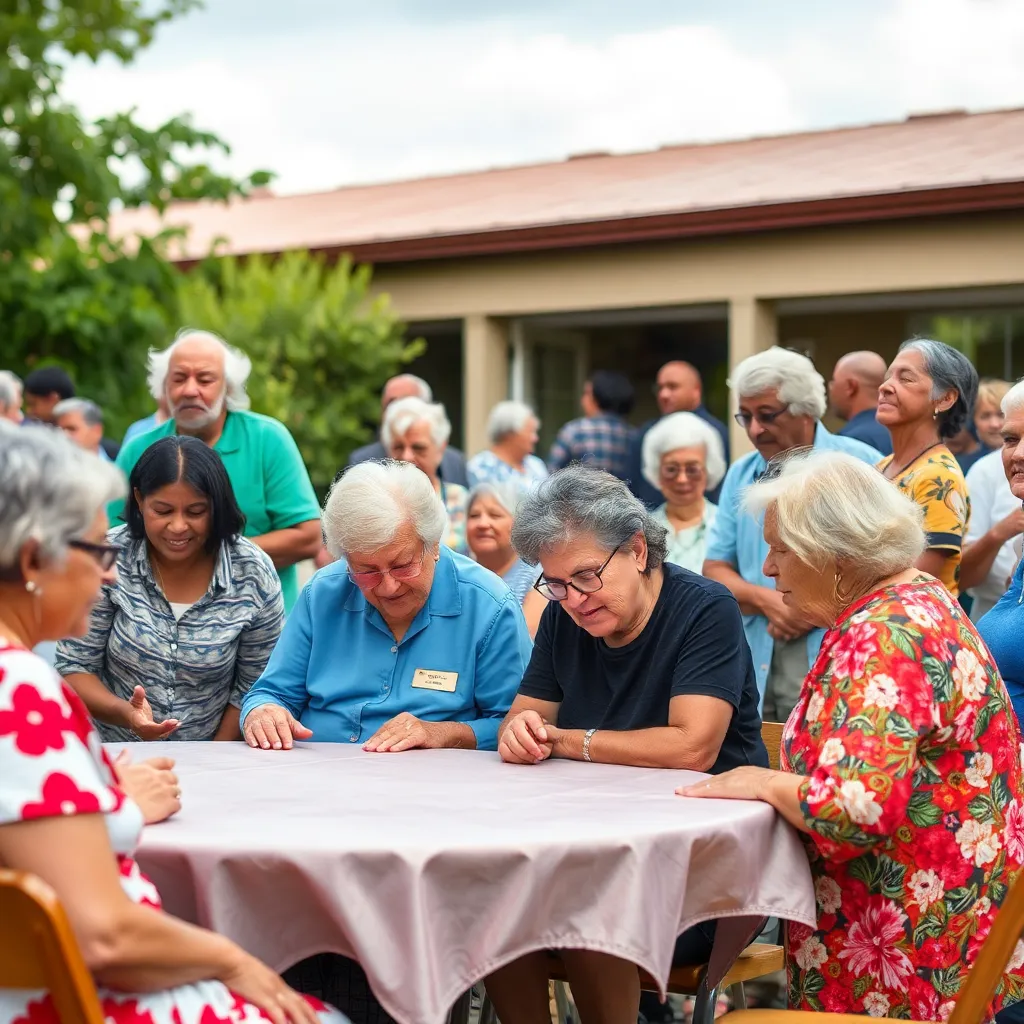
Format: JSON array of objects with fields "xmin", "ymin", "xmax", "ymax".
[
  {"xmin": 346, "ymin": 520, "xmax": 439, "ymax": 626},
  {"xmin": 737, "ymin": 388, "xmax": 815, "ymax": 461},
  {"xmin": 167, "ymin": 339, "xmax": 227, "ymax": 432},
  {"xmin": 57, "ymin": 411, "xmax": 103, "ymax": 454},
  {"xmin": 381, "ymin": 377, "xmax": 424, "ymax": 415}
]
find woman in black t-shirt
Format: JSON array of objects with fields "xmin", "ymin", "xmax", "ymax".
[{"xmin": 485, "ymin": 466, "xmax": 767, "ymax": 1024}]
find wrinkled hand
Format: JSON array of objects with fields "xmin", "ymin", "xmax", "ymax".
[
  {"xmin": 498, "ymin": 710, "xmax": 555, "ymax": 765},
  {"xmin": 676, "ymin": 766, "xmax": 778, "ymax": 802},
  {"xmin": 221, "ymin": 952, "xmax": 320, "ymax": 1024},
  {"xmin": 364, "ymin": 712, "xmax": 442, "ymax": 753},
  {"xmin": 761, "ymin": 590, "xmax": 814, "ymax": 642},
  {"xmin": 995, "ymin": 507, "xmax": 1024, "ymax": 545},
  {"xmin": 243, "ymin": 704, "xmax": 313, "ymax": 750},
  {"xmin": 113, "ymin": 752, "xmax": 181, "ymax": 824},
  {"xmin": 126, "ymin": 686, "xmax": 179, "ymax": 740}
]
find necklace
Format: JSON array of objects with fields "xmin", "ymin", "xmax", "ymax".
[{"xmin": 885, "ymin": 441, "xmax": 943, "ymax": 480}]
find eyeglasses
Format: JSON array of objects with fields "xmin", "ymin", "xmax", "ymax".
[
  {"xmin": 660, "ymin": 462, "xmax": 704, "ymax": 481},
  {"xmin": 734, "ymin": 408, "xmax": 787, "ymax": 429},
  {"xmin": 68, "ymin": 539, "xmax": 122, "ymax": 571},
  {"xmin": 534, "ymin": 547, "xmax": 621, "ymax": 602},
  {"xmin": 347, "ymin": 547, "xmax": 426, "ymax": 589}
]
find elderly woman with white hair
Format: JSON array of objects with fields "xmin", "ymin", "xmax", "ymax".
[
  {"xmin": 641, "ymin": 411, "xmax": 726, "ymax": 573},
  {"xmin": 382, "ymin": 395, "xmax": 470, "ymax": 553},
  {"xmin": 466, "ymin": 400, "xmax": 547, "ymax": 490},
  {"xmin": 685, "ymin": 451, "xmax": 1024, "ymax": 1019},
  {"xmin": 240, "ymin": 460, "xmax": 530, "ymax": 751},
  {"xmin": 111, "ymin": 328, "xmax": 322, "ymax": 612},
  {"xmin": 704, "ymin": 346, "xmax": 882, "ymax": 722},
  {"xmin": 488, "ymin": 466, "xmax": 766, "ymax": 1024},
  {"xmin": 877, "ymin": 338, "xmax": 977, "ymax": 597},
  {"xmin": 0, "ymin": 424, "xmax": 349, "ymax": 1024}
]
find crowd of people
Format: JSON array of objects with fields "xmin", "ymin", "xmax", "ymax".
[{"xmin": 2, "ymin": 326, "xmax": 1024, "ymax": 1024}]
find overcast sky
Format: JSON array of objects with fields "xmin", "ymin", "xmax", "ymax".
[{"xmin": 62, "ymin": 0, "xmax": 1024, "ymax": 195}]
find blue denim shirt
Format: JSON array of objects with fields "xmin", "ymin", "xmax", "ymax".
[
  {"xmin": 704, "ymin": 423, "xmax": 882, "ymax": 704},
  {"xmin": 240, "ymin": 546, "xmax": 531, "ymax": 749}
]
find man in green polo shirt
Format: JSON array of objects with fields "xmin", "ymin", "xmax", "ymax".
[{"xmin": 110, "ymin": 330, "xmax": 322, "ymax": 612}]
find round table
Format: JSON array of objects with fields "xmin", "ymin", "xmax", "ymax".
[{"xmin": 116, "ymin": 741, "xmax": 815, "ymax": 1024}]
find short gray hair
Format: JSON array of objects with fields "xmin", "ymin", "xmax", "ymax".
[
  {"xmin": 0, "ymin": 423, "xmax": 125, "ymax": 575},
  {"xmin": 1003, "ymin": 378, "xmax": 1024, "ymax": 417},
  {"xmin": 381, "ymin": 396, "xmax": 452, "ymax": 449},
  {"xmin": 0, "ymin": 371, "xmax": 22, "ymax": 410},
  {"xmin": 744, "ymin": 449, "xmax": 925, "ymax": 577},
  {"xmin": 322, "ymin": 460, "xmax": 447, "ymax": 558},
  {"xmin": 147, "ymin": 328, "xmax": 252, "ymax": 411},
  {"xmin": 730, "ymin": 347, "xmax": 827, "ymax": 419},
  {"xmin": 487, "ymin": 401, "xmax": 538, "ymax": 444},
  {"xmin": 468, "ymin": 480, "xmax": 527, "ymax": 518},
  {"xmin": 391, "ymin": 374, "xmax": 432, "ymax": 401},
  {"xmin": 642, "ymin": 412, "xmax": 727, "ymax": 491},
  {"xmin": 899, "ymin": 338, "xmax": 979, "ymax": 439},
  {"xmin": 53, "ymin": 398, "xmax": 103, "ymax": 427},
  {"xmin": 511, "ymin": 466, "xmax": 668, "ymax": 570}
]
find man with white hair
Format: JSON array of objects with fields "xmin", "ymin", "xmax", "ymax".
[
  {"xmin": 54, "ymin": 398, "xmax": 109, "ymax": 459},
  {"xmin": 0, "ymin": 370, "xmax": 22, "ymax": 423},
  {"xmin": 703, "ymin": 346, "xmax": 882, "ymax": 721},
  {"xmin": 347, "ymin": 373, "xmax": 468, "ymax": 486},
  {"xmin": 110, "ymin": 329, "xmax": 322, "ymax": 613}
]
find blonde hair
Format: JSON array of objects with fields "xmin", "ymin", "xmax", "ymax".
[
  {"xmin": 744, "ymin": 450, "xmax": 925, "ymax": 575},
  {"xmin": 978, "ymin": 378, "xmax": 1012, "ymax": 412}
]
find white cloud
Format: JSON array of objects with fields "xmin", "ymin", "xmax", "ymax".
[{"xmin": 60, "ymin": 0, "xmax": 1024, "ymax": 196}]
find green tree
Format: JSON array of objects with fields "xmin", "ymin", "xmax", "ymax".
[
  {"xmin": 178, "ymin": 251, "xmax": 424, "ymax": 495},
  {"xmin": 1, "ymin": 0, "xmax": 270, "ymax": 437}
]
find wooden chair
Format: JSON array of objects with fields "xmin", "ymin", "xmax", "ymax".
[
  {"xmin": 0, "ymin": 869, "xmax": 105, "ymax": 1024},
  {"xmin": 723, "ymin": 851, "xmax": 1024, "ymax": 1024},
  {"xmin": 519, "ymin": 723, "xmax": 789, "ymax": 1024}
]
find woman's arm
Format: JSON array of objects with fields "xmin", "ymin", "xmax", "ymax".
[
  {"xmin": 213, "ymin": 704, "xmax": 241, "ymax": 741},
  {"xmin": 63, "ymin": 671, "xmax": 132, "ymax": 729}
]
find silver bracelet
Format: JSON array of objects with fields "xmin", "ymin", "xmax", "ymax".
[{"xmin": 582, "ymin": 728, "xmax": 598, "ymax": 762}]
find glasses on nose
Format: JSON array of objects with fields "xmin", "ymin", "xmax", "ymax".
[
  {"xmin": 534, "ymin": 547, "xmax": 620, "ymax": 602},
  {"xmin": 68, "ymin": 539, "xmax": 122, "ymax": 571},
  {"xmin": 348, "ymin": 547, "xmax": 426, "ymax": 589},
  {"xmin": 660, "ymin": 463, "xmax": 704, "ymax": 481},
  {"xmin": 734, "ymin": 408, "xmax": 787, "ymax": 429}
]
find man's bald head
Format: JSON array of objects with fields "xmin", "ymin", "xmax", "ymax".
[
  {"xmin": 381, "ymin": 373, "xmax": 432, "ymax": 414},
  {"xmin": 828, "ymin": 350, "xmax": 887, "ymax": 419},
  {"xmin": 655, "ymin": 361, "xmax": 702, "ymax": 415}
]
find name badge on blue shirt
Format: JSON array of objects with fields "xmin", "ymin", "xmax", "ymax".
[{"xmin": 412, "ymin": 668, "xmax": 458, "ymax": 692}]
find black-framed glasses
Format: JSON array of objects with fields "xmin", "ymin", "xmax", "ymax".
[
  {"xmin": 347, "ymin": 546, "xmax": 426, "ymax": 589},
  {"xmin": 534, "ymin": 547, "xmax": 621, "ymax": 602},
  {"xmin": 660, "ymin": 462, "xmax": 704, "ymax": 481},
  {"xmin": 734, "ymin": 408, "xmax": 787, "ymax": 429},
  {"xmin": 68, "ymin": 539, "xmax": 122, "ymax": 571}
]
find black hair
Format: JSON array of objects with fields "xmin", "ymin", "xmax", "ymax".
[
  {"xmin": 589, "ymin": 370, "xmax": 635, "ymax": 416},
  {"xmin": 123, "ymin": 435, "xmax": 245, "ymax": 553},
  {"xmin": 24, "ymin": 366, "xmax": 75, "ymax": 400}
]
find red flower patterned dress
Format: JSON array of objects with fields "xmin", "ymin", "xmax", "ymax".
[
  {"xmin": 781, "ymin": 579, "xmax": 1024, "ymax": 1021},
  {"xmin": 0, "ymin": 640, "xmax": 349, "ymax": 1024}
]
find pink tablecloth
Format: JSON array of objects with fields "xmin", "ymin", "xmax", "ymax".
[{"xmin": 116, "ymin": 742, "xmax": 814, "ymax": 1024}]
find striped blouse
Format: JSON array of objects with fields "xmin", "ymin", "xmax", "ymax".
[{"xmin": 54, "ymin": 526, "xmax": 284, "ymax": 741}]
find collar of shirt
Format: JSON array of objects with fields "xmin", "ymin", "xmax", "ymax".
[
  {"xmin": 119, "ymin": 527, "xmax": 234, "ymax": 597},
  {"xmin": 340, "ymin": 545, "xmax": 464, "ymax": 642}
]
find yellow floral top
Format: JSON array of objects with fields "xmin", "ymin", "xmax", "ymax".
[{"xmin": 877, "ymin": 446, "xmax": 970, "ymax": 596}]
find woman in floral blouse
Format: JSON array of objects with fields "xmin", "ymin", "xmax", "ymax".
[{"xmin": 682, "ymin": 450, "xmax": 1024, "ymax": 1020}]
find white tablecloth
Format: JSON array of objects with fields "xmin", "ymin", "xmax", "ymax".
[{"xmin": 116, "ymin": 742, "xmax": 814, "ymax": 1024}]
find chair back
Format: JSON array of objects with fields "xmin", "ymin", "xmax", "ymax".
[
  {"xmin": 0, "ymin": 870, "xmax": 105, "ymax": 1024},
  {"xmin": 761, "ymin": 721, "xmax": 784, "ymax": 772},
  {"xmin": 949, "ymin": 869, "xmax": 1024, "ymax": 1024}
]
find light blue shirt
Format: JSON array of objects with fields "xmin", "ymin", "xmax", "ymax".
[
  {"xmin": 240, "ymin": 546, "xmax": 532, "ymax": 750},
  {"xmin": 704, "ymin": 423, "xmax": 882, "ymax": 703},
  {"xmin": 123, "ymin": 413, "xmax": 160, "ymax": 444},
  {"xmin": 466, "ymin": 450, "xmax": 548, "ymax": 490}
]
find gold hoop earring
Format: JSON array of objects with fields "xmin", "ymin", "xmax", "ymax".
[{"xmin": 833, "ymin": 572, "xmax": 854, "ymax": 604}]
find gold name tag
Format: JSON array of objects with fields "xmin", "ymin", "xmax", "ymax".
[{"xmin": 411, "ymin": 669, "xmax": 459, "ymax": 692}]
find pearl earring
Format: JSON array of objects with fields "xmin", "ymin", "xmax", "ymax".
[{"xmin": 25, "ymin": 580, "xmax": 37, "ymax": 594}]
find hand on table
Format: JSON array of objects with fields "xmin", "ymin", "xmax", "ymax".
[
  {"xmin": 243, "ymin": 704, "xmax": 313, "ymax": 750},
  {"xmin": 113, "ymin": 752, "xmax": 182, "ymax": 824},
  {"xmin": 363, "ymin": 712, "xmax": 444, "ymax": 752},
  {"xmin": 126, "ymin": 685, "xmax": 179, "ymax": 740},
  {"xmin": 221, "ymin": 952, "xmax": 321, "ymax": 1024},
  {"xmin": 761, "ymin": 590, "xmax": 814, "ymax": 642},
  {"xmin": 498, "ymin": 710, "xmax": 555, "ymax": 765},
  {"xmin": 676, "ymin": 766, "xmax": 778, "ymax": 802}
]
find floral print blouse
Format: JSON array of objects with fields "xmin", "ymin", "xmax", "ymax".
[{"xmin": 782, "ymin": 578, "xmax": 1024, "ymax": 1020}]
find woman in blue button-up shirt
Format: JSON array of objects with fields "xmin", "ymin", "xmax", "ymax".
[{"xmin": 241, "ymin": 459, "xmax": 532, "ymax": 752}]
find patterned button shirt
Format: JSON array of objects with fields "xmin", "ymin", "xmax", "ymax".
[
  {"xmin": 55, "ymin": 525, "xmax": 285, "ymax": 741},
  {"xmin": 466, "ymin": 450, "xmax": 548, "ymax": 490},
  {"xmin": 547, "ymin": 414, "xmax": 636, "ymax": 479}
]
